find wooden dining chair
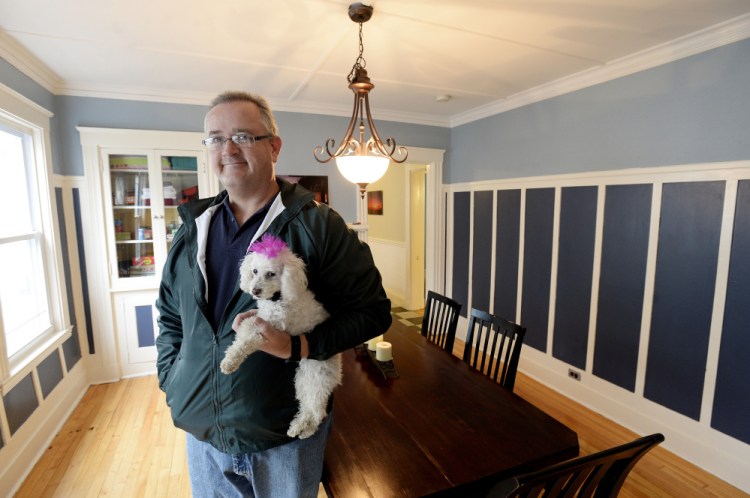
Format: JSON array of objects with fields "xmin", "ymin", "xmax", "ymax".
[
  {"xmin": 462, "ymin": 308, "xmax": 526, "ymax": 391},
  {"xmin": 485, "ymin": 433, "xmax": 665, "ymax": 497},
  {"xmin": 420, "ymin": 290, "xmax": 462, "ymax": 353}
]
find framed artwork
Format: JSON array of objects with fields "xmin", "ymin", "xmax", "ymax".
[
  {"xmin": 279, "ymin": 175, "xmax": 329, "ymax": 204},
  {"xmin": 367, "ymin": 190, "xmax": 383, "ymax": 215}
]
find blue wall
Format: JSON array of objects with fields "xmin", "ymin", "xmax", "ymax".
[{"xmin": 448, "ymin": 39, "xmax": 750, "ymax": 184}]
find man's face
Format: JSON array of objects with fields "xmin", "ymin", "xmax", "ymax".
[{"xmin": 204, "ymin": 101, "xmax": 281, "ymax": 191}]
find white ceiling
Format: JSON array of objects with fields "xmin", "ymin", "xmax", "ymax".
[{"xmin": 1, "ymin": 0, "xmax": 749, "ymax": 127}]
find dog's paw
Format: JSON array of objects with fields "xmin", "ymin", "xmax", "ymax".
[
  {"xmin": 287, "ymin": 411, "xmax": 325, "ymax": 439},
  {"xmin": 220, "ymin": 358, "xmax": 238, "ymax": 374},
  {"xmin": 288, "ymin": 414, "xmax": 314, "ymax": 439}
]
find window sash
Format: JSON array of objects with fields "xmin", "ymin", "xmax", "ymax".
[{"xmin": 0, "ymin": 111, "xmax": 57, "ymax": 370}]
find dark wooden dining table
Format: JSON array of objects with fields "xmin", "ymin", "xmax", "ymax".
[{"xmin": 322, "ymin": 319, "xmax": 579, "ymax": 497}]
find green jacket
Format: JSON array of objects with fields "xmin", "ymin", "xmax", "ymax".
[{"xmin": 155, "ymin": 179, "xmax": 391, "ymax": 454}]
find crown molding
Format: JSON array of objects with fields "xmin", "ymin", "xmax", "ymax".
[
  {"xmin": 450, "ymin": 13, "xmax": 750, "ymax": 127},
  {"xmin": 0, "ymin": 31, "xmax": 61, "ymax": 93},
  {"xmin": 58, "ymin": 83, "xmax": 452, "ymax": 127}
]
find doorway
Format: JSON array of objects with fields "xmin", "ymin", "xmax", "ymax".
[
  {"xmin": 404, "ymin": 146, "xmax": 445, "ymax": 309},
  {"xmin": 408, "ymin": 168, "xmax": 426, "ymax": 309}
]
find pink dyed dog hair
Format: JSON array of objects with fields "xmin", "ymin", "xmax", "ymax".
[{"xmin": 249, "ymin": 233, "xmax": 287, "ymax": 258}]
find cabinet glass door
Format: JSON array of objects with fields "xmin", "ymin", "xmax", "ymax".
[
  {"xmin": 101, "ymin": 145, "xmax": 211, "ymax": 289},
  {"xmin": 110, "ymin": 154, "xmax": 155, "ymax": 279},
  {"xmin": 159, "ymin": 154, "xmax": 200, "ymax": 253}
]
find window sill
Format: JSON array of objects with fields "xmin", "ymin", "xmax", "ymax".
[{"xmin": 3, "ymin": 326, "xmax": 73, "ymax": 390}]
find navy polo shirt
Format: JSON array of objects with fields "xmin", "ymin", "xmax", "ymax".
[{"xmin": 205, "ymin": 195, "xmax": 274, "ymax": 331}]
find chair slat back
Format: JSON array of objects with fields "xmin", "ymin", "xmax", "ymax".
[
  {"xmin": 421, "ymin": 291, "xmax": 462, "ymax": 353},
  {"xmin": 463, "ymin": 308, "xmax": 526, "ymax": 390},
  {"xmin": 492, "ymin": 433, "xmax": 665, "ymax": 498}
]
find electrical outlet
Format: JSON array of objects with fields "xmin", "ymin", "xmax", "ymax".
[{"xmin": 568, "ymin": 368, "xmax": 581, "ymax": 381}]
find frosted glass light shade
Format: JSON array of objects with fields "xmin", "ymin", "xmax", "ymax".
[{"xmin": 336, "ymin": 155, "xmax": 389, "ymax": 185}]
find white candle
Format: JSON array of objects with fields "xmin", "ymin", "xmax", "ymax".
[
  {"xmin": 367, "ymin": 335, "xmax": 383, "ymax": 351},
  {"xmin": 375, "ymin": 341, "xmax": 392, "ymax": 362}
]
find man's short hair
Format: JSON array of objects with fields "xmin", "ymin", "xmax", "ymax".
[{"xmin": 207, "ymin": 91, "xmax": 279, "ymax": 136}]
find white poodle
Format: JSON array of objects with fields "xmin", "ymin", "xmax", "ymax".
[{"xmin": 220, "ymin": 233, "xmax": 342, "ymax": 439}]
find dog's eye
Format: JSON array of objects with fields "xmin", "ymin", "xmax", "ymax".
[
  {"xmin": 252, "ymin": 269, "xmax": 258, "ymax": 274},
  {"xmin": 266, "ymin": 271, "xmax": 275, "ymax": 278}
]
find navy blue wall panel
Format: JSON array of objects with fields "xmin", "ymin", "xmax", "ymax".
[
  {"xmin": 57, "ymin": 187, "xmax": 82, "ymax": 369},
  {"xmin": 593, "ymin": 184, "xmax": 653, "ymax": 391},
  {"xmin": 136, "ymin": 305, "xmax": 155, "ymax": 348},
  {"xmin": 521, "ymin": 188, "xmax": 555, "ymax": 352},
  {"xmin": 471, "ymin": 191, "xmax": 494, "ymax": 313},
  {"xmin": 4, "ymin": 374, "xmax": 38, "ymax": 435},
  {"xmin": 452, "ymin": 192, "xmax": 471, "ymax": 316},
  {"xmin": 55, "ymin": 188, "xmax": 77, "ymax": 330},
  {"xmin": 63, "ymin": 335, "xmax": 82, "ymax": 371},
  {"xmin": 494, "ymin": 190, "xmax": 521, "ymax": 322},
  {"xmin": 712, "ymin": 180, "xmax": 750, "ymax": 444},
  {"xmin": 38, "ymin": 351, "xmax": 64, "ymax": 398},
  {"xmin": 645, "ymin": 181, "xmax": 725, "ymax": 420},
  {"xmin": 73, "ymin": 188, "xmax": 95, "ymax": 354},
  {"xmin": 552, "ymin": 186, "xmax": 598, "ymax": 369}
]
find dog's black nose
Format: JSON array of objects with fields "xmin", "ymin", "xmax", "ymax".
[{"xmin": 252, "ymin": 288, "xmax": 261, "ymax": 296}]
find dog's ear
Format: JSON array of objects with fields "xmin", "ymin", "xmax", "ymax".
[
  {"xmin": 238, "ymin": 252, "xmax": 256, "ymax": 293},
  {"xmin": 280, "ymin": 249, "xmax": 308, "ymax": 299}
]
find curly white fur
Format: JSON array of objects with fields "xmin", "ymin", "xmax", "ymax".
[{"xmin": 219, "ymin": 241, "xmax": 342, "ymax": 439}]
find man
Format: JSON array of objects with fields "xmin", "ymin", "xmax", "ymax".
[{"xmin": 155, "ymin": 91, "xmax": 392, "ymax": 497}]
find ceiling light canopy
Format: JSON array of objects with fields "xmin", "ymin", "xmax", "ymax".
[{"xmin": 314, "ymin": 3, "xmax": 407, "ymax": 197}]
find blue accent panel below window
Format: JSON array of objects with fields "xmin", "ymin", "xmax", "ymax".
[
  {"xmin": 135, "ymin": 305, "xmax": 155, "ymax": 348},
  {"xmin": 553, "ymin": 186, "xmax": 598, "ymax": 369},
  {"xmin": 4, "ymin": 374, "xmax": 39, "ymax": 436},
  {"xmin": 593, "ymin": 184, "xmax": 652, "ymax": 392},
  {"xmin": 452, "ymin": 192, "xmax": 471, "ymax": 317},
  {"xmin": 63, "ymin": 335, "xmax": 82, "ymax": 370},
  {"xmin": 38, "ymin": 351, "xmax": 64, "ymax": 399},
  {"xmin": 494, "ymin": 190, "xmax": 521, "ymax": 322},
  {"xmin": 644, "ymin": 181, "xmax": 725, "ymax": 420},
  {"xmin": 712, "ymin": 180, "xmax": 750, "ymax": 444},
  {"xmin": 73, "ymin": 188, "xmax": 95, "ymax": 354},
  {"xmin": 521, "ymin": 188, "xmax": 555, "ymax": 352},
  {"xmin": 471, "ymin": 191, "xmax": 494, "ymax": 313}
]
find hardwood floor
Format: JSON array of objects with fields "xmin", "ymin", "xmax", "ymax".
[
  {"xmin": 15, "ymin": 364, "xmax": 748, "ymax": 497},
  {"xmin": 15, "ymin": 376, "xmax": 191, "ymax": 498}
]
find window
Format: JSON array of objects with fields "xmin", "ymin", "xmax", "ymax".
[
  {"xmin": 0, "ymin": 85, "xmax": 69, "ymax": 378},
  {"xmin": 0, "ymin": 124, "xmax": 53, "ymax": 357}
]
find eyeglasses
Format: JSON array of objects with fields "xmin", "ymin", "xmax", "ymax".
[{"xmin": 201, "ymin": 133, "xmax": 273, "ymax": 150}]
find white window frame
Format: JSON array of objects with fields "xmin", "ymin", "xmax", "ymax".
[{"xmin": 0, "ymin": 83, "xmax": 71, "ymax": 383}]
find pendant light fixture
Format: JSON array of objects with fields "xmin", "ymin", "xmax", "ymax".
[{"xmin": 313, "ymin": 3, "xmax": 408, "ymax": 198}]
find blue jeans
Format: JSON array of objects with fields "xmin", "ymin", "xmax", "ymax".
[{"xmin": 186, "ymin": 413, "xmax": 332, "ymax": 498}]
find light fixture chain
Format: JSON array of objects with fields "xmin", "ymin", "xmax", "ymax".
[{"xmin": 348, "ymin": 22, "xmax": 367, "ymax": 83}]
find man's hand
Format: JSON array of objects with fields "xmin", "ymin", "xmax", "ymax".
[{"xmin": 233, "ymin": 311, "xmax": 308, "ymax": 359}]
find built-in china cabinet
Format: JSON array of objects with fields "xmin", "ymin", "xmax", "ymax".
[{"xmin": 79, "ymin": 128, "xmax": 219, "ymax": 379}]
